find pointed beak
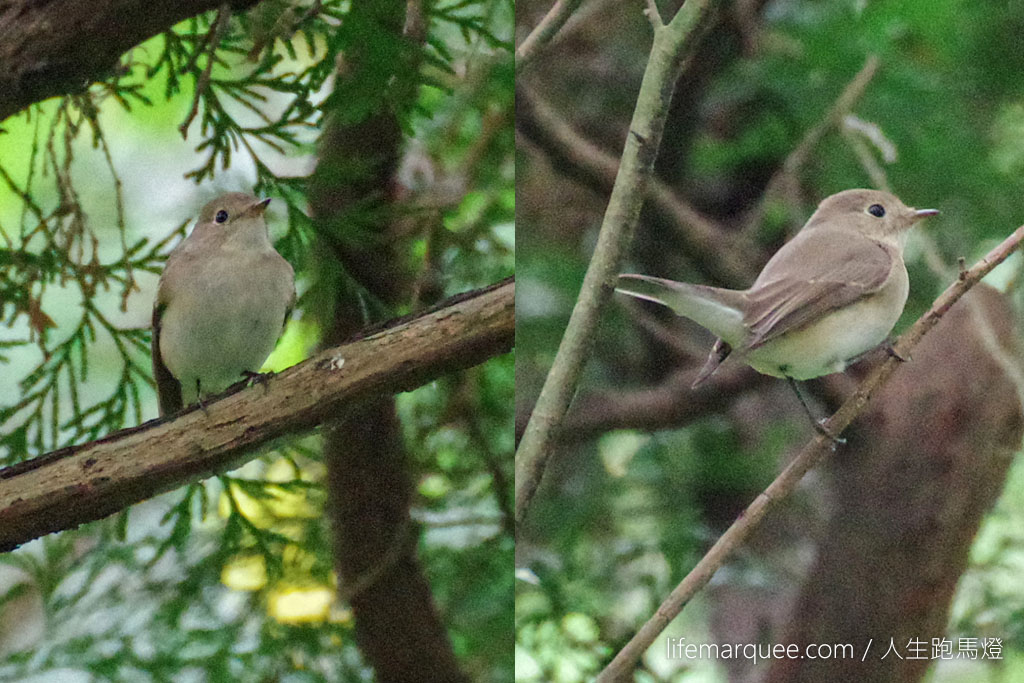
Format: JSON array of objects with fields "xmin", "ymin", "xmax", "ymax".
[
  {"xmin": 242, "ymin": 197, "xmax": 272, "ymax": 218},
  {"xmin": 912, "ymin": 208, "xmax": 940, "ymax": 221}
]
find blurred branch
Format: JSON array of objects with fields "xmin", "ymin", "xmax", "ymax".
[
  {"xmin": 621, "ymin": 297, "xmax": 709, "ymax": 358},
  {"xmin": 0, "ymin": 279, "xmax": 513, "ymax": 552},
  {"xmin": 742, "ymin": 54, "xmax": 881, "ymax": 235},
  {"xmin": 595, "ymin": 223, "xmax": 1024, "ymax": 681},
  {"xmin": 517, "ymin": 85, "xmax": 754, "ymax": 285},
  {"xmin": 561, "ymin": 365, "xmax": 768, "ymax": 439},
  {"xmin": 514, "ymin": 0, "xmax": 722, "ymax": 526},
  {"xmin": 516, "ymin": 0, "xmax": 585, "ymax": 73},
  {"xmin": 841, "ymin": 113, "xmax": 897, "ymax": 192},
  {"xmin": 449, "ymin": 369, "xmax": 515, "ymax": 537}
]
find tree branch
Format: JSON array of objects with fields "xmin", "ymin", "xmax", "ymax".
[
  {"xmin": 595, "ymin": 225, "xmax": 1024, "ymax": 681},
  {"xmin": 516, "ymin": 0, "xmax": 585, "ymax": 73},
  {"xmin": 560, "ymin": 364, "xmax": 768, "ymax": 440},
  {"xmin": 0, "ymin": 0, "xmax": 259, "ymax": 122},
  {"xmin": 514, "ymin": 0, "xmax": 722, "ymax": 526},
  {"xmin": 0, "ymin": 278, "xmax": 513, "ymax": 552}
]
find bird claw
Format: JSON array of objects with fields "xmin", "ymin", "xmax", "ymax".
[
  {"xmin": 883, "ymin": 341, "xmax": 909, "ymax": 362},
  {"xmin": 194, "ymin": 380, "xmax": 210, "ymax": 415},
  {"xmin": 242, "ymin": 369, "xmax": 274, "ymax": 394},
  {"xmin": 815, "ymin": 418, "xmax": 846, "ymax": 446}
]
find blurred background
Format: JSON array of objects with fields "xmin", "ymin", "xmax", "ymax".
[
  {"xmin": 516, "ymin": 1, "xmax": 1024, "ymax": 681},
  {"xmin": 0, "ymin": 2, "xmax": 513, "ymax": 681}
]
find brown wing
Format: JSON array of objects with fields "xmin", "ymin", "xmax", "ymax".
[
  {"xmin": 742, "ymin": 229, "xmax": 895, "ymax": 350},
  {"xmin": 152, "ymin": 303, "xmax": 183, "ymax": 417}
]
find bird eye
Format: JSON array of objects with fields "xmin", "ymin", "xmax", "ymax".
[
  {"xmin": 867, "ymin": 204, "xmax": 886, "ymax": 218},
  {"xmin": 215, "ymin": 209, "xmax": 229, "ymax": 223}
]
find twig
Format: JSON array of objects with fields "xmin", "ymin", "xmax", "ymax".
[
  {"xmin": 967, "ymin": 294, "xmax": 1024, "ymax": 415},
  {"xmin": 337, "ymin": 519, "xmax": 412, "ymax": 602},
  {"xmin": 180, "ymin": 4, "xmax": 233, "ymax": 138},
  {"xmin": 516, "ymin": 0, "xmax": 586, "ymax": 73},
  {"xmin": 514, "ymin": 0, "xmax": 722, "ymax": 525},
  {"xmin": 643, "ymin": 0, "xmax": 663, "ymax": 29},
  {"xmin": 594, "ymin": 223, "xmax": 1024, "ymax": 682},
  {"xmin": 622, "ymin": 297, "xmax": 705, "ymax": 358},
  {"xmin": 742, "ymin": 55, "xmax": 881, "ymax": 236},
  {"xmin": 841, "ymin": 126, "xmax": 890, "ymax": 192}
]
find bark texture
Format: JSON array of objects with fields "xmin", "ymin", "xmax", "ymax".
[
  {"xmin": 0, "ymin": 280, "xmax": 513, "ymax": 553},
  {"xmin": 0, "ymin": 0, "xmax": 258, "ymax": 121}
]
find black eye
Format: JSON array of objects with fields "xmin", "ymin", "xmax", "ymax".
[
  {"xmin": 214, "ymin": 209, "xmax": 229, "ymax": 223},
  {"xmin": 867, "ymin": 204, "xmax": 885, "ymax": 218}
]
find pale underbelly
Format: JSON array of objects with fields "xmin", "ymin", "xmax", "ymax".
[{"xmin": 743, "ymin": 293, "xmax": 903, "ymax": 380}]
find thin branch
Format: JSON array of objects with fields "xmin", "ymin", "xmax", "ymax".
[
  {"xmin": 776, "ymin": 54, "xmax": 881, "ymax": 187},
  {"xmin": 514, "ymin": 0, "xmax": 722, "ymax": 525},
  {"xmin": 179, "ymin": 4, "xmax": 233, "ymax": 138},
  {"xmin": 0, "ymin": 279, "xmax": 513, "ymax": 552},
  {"xmin": 643, "ymin": 0, "xmax": 663, "ymax": 29},
  {"xmin": 594, "ymin": 225, "xmax": 1024, "ymax": 682},
  {"xmin": 336, "ymin": 518, "xmax": 413, "ymax": 602},
  {"xmin": 742, "ymin": 54, "xmax": 881, "ymax": 236},
  {"xmin": 842, "ymin": 125, "xmax": 891, "ymax": 192},
  {"xmin": 516, "ymin": 0, "xmax": 586, "ymax": 73},
  {"xmin": 560, "ymin": 364, "xmax": 768, "ymax": 440},
  {"xmin": 622, "ymin": 297, "xmax": 707, "ymax": 358}
]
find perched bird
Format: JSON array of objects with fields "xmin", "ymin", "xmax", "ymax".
[
  {"xmin": 617, "ymin": 189, "xmax": 938, "ymax": 388},
  {"xmin": 152, "ymin": 192, "xmax": 295, "ymax": 416}
]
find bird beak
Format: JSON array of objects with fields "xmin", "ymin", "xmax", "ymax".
[
  {"xmin": 912, "ymin": 208, "xmax": 940, "ymax": 221},
  {"xmin": 242, "ymin": 198, "xmax": 272, "ymax": 218}
]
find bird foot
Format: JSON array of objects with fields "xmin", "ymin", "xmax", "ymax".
[
  {"xmin": 194, "ymin": 380, "xmax": 210, "ymax": 415},
  {"xmin": 883, "ymin": 341, "xmax": 909, "ymax": 362},
  {"xmin": 242, "ymin": 369, "xmax": 274, "ymax": 394},
  {"xmin": 814, "ymin": 419, "xmax": 847, "ymax": 447}
]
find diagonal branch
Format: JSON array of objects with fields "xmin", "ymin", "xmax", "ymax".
[
  {"xmin": 560, "ymin": 364, "xmax": 769, "ymax": 440},
  {"xmin": 742, "ymin": 55, "xmax": 881, "ymax": 235},
  {"xmin": 0, "ymin": 278, "xmax": 514, "ymax": 552},
  {"xmin": 516, "ymin": 0, "xmax": 586, "ymax": 73},
  {"xmin": 595, "ymin": 225, "xmax": 1024, "ymax": 681}
]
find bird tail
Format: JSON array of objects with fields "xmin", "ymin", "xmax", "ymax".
[{"xmin": 615, "ymin": 274, "xmax": 746, "ymax": 345}]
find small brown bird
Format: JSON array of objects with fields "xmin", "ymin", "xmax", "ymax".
[
  {"xmin": 152, "ymin": 192, "xmax": 295, "ymax": 416},
  {"xmin": 617, "ymin": 189, "xmax": 938, "ymax": 387}
]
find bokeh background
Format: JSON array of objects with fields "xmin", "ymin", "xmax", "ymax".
[{"xmin": 516, "ymin": 1, "xmax": 1024, "ymax": 681}]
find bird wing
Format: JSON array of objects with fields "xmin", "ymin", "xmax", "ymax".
[
  {"xmin": 280, "ymin": 256, "xmax": 297, "ymax": 331},
  {"xmin": 152, "ymin": 299, "xmax": 183, "ymax": 417},
  {"xmin": 742, "ymin": 229, "xmax": 896, "ymax": 350}
]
